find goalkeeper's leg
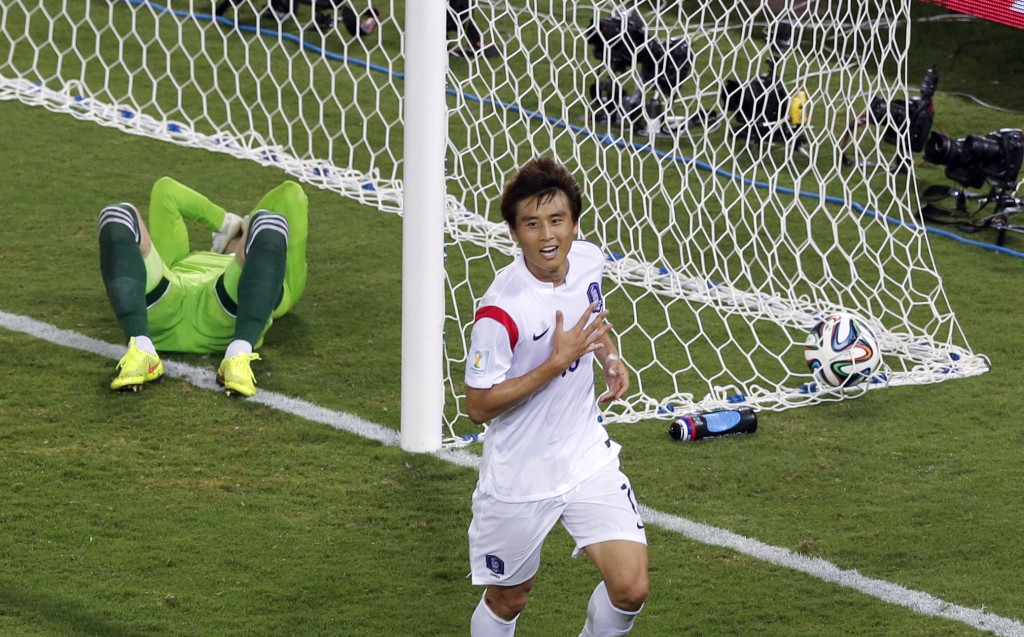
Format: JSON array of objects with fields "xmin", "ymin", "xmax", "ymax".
[
  {"xmin": 250, "ymin": 180, "xmax": 308, "ymax": 317},
  {"xmin": 217, "ymin": 211, "xmax": 289, "ymax": 397},
  {"xmin": 98, "ymin": 203, "xmax": 164, "ymax": 390}
]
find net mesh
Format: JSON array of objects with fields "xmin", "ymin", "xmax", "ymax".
[{"xmin": 1, "ymin": 0, "xmax": 988, "ymax": 446}]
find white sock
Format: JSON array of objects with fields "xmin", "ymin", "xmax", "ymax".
[
  {"xmin": 132, "ymin": 335, "xmax": 157, "ymax": 356},
  {"xmin": 579, "ymin": 581, "xmax": 642, "ymax": 637},
  {"xmin": 224, "ymin": 339, "xmax": 253, "ymax": 359},
  {"xmin": 471, "ymin": 591, "xmax": 518, "ymax": 637}
]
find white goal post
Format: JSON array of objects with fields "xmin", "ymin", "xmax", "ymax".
[
  {"xmin": 400, "ymin": 0, "xmax": 447, "ymax": 453},
  {"xmin": 1, "ymin": 0, "xmax": 989, "ymax": 450}
]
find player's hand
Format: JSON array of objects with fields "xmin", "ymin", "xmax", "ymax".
[
  {"xmin": 598, "ymin": 354, "xmax": 630, "ymax": 403},
  {"xmin": 551, "ymin": 303, "xmax": 609, "ymax": 371}
]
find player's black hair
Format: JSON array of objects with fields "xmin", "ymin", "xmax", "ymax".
[{"xmin": 499, "ymin": 157, "xmax": 583, "ymax": 227}]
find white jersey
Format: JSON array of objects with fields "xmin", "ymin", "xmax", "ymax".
[{"xmin": 466, "ymin": 240, "xmax": 621, "ymax": 502}]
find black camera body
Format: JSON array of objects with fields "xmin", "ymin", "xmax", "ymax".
[
  {"xmin": 639, "ymin": 37, "xmax": 692, "ymax": 96},
  {"xmin": 587, "ymin": 13, "xmax": 692, "ymax": 129},
  {"xmin": 588, "ymin": 13, "xmax": 648, "ymax": 75},
  {"xmin": 869, "ymin": 65, "xmax": 938, "ymax": 153},
  {"xmin": 719, "ymin": 63, "xmax": 806, "ymax": 145},
  {"xmin": 923, "ymin": 128, "xmax": 1024, "ymax": 189},
  {"xmin": 718, "ymin": 21, "xmax": 807, "ymax": 146},
  {"xmin": 721, "ymin": 74, "xmax": 790, "ymax": 127}
]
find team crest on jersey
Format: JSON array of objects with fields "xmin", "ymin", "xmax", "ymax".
[
  {"xmin": 587, "ymin": 282, "xmax": 604, "ymax": 312},
  {"xmin": 485, "ymin": 554, "xmax": 505, "ymax": 576},
  {"xmin": 469, "ymin": 349, "xmax": 490, "ymax": 376}
]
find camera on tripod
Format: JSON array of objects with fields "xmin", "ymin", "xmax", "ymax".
[
  {"xmin": 588, "ymin": 12, "xmax": 648, "ymax": 77},
  {"xmin": 840, "ymin": 65, "xmax": 939, "ymax": 171},
  {"xmin": 920, "ymin": 128, "xmax": 1024, "ymax": 246},
  {"xmin": 869, "ymin": 64, "xmax": 938, "ymax": 153},
  {"xmin": 719, "ymin": 21, "xmax": 807, "ymax": 147},
  {"xmin": 923, "ymin": 128, "xmax": 1024, "ymax": 190},
  {"xmin": 586, "ymin": 12, "xmax": 697, "ymax": 136},
  {"xmin": 719, "ymin": 74, "xmax": 806, "ymax": 142}
]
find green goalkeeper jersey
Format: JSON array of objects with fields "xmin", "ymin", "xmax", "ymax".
[{"xmin": 142, "ymin": 177, "xmax": 308, "ymax": 354}]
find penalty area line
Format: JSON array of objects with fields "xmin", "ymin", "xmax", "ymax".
[{"xmin": 2, "ymin": 309, "xmax": 1022, "ymax": 636}]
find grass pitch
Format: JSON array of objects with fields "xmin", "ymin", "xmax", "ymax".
[{"xmin": 2, "ymin": 3, "xmax": 1024, "ymax": 636}]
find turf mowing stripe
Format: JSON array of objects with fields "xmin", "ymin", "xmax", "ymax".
[{"xmin": 2, "ymin": 308, "xmax": 1022, "ymax": 637}]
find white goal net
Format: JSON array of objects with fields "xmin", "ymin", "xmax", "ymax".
[{"xmin": 1, "ymin": 0, "xmax": 989, "ymax": 446}]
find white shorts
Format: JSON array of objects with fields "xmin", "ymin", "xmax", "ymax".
[{"xmin": 468, "ymin": 461, "xmax": 647, "ymax": 586}]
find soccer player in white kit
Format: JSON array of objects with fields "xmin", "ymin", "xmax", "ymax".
[{"xmin": 465, "ymin": 157, "xmax": 648, "ymax": 636}]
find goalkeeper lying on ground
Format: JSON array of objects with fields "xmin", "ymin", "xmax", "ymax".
[{"xmin": 98, "ymin": 176, "xmax": 309, "ymax": 397}]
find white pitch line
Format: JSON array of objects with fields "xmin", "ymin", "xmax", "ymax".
[
  {"xmin": 2, "ymin": 309, "xmax": 1022, "ymax": 636},
  {"xmin": 642, "ymin": 509, "xmax": 1024, "ymax": 636}
]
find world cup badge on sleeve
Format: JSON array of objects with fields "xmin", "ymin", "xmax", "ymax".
[{"xmin": 469, "ymin": 349, "xmax": 490, "ymax": 376}]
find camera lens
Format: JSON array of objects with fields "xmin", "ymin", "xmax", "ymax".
[
  {"xmin": 868, "ymin": 97, "xmax": 888, "ymax": 124},
  {"xmin": 720, "ymin": 79, "xmax": 743, "ymax": 114},
  {"xmin": 965, "ymin": 135, "xmax": 1001, "ymax": 164},
  {"xmin": 599, "ymin": 17, "xmax": 621, "ymax": 41},
  {"xmin": 923, "ymin": 132, "xmax": 961, "ymax": 165}
]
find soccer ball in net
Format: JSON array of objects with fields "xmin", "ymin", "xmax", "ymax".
[{"xmin": 804, "ymin": 314, "xmax": 881, "ymax": 388}]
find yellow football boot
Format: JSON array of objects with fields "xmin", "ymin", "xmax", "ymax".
[
  {"xmin": 216, "ymin": 352, "xmax": 261, "ymax": 397},
  {"xmin": 111, "ymin": 337, "xmax": 164, "ymax": 391}
]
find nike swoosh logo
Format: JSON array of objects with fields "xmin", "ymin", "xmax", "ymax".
[
  {"xmin": 637, "ymin": 521, "xmax": 645, "ymax": 529},
  {"xmin": 532, "ymin": 327, "xmax": 550, "ymax": 341},
  {"xmin": 148, "ymin": 364, "xmax": 160, "ymax": 373}
]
